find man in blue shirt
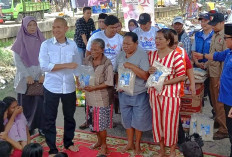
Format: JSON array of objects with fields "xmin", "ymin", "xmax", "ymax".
[
  {"xmin": 192, "ymin": 13, "xmax": 214, "ymax": 114},
  {"xmin": 39, "ymin": 18, "xmax": 81, "ymax": 156},
  {"xmin": 194, "ymin": 23, "xmax": 232, "ymax": 157}
]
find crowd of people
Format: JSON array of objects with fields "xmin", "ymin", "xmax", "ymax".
[{"xmin": 0, "ymin": 5, "xmax": 232, "ymax": 157}]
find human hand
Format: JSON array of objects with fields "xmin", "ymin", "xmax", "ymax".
[
  {"xmin": 123, "ymin": 62, "xmax": 134, "ymax": 69},
  {"xmin": 195, "ymin": 62, "xmax": 205, "ymax": 69},
  {"xmin": 84, "ymin": 86, "xmax": 96, "ymax": 92},
  {"xmin": 26, "ymin": 76, "xmax": 34, "ymax": 84},
  {"xmin": 0, "ymin": 132, "xmax": 8, "ymax": 140},
  {"xmin": 189, "ymin": 83, "xmax": 196, "ymax": 95},
  {"xmin": 13, "ymin": 106, "xmax": 23, "ymax": 116},
  {"xmin": 193, "ymin": 52, "xmax": 203, "ymax": 60},
  {"xmin": 148, "ymin": 67, "xmax": 156, "ymax": 74},
  {"xmin": 39, "ymin": 76, "xmax": 44, "ymax": 83},
  {"xmin": 66, "ymin": 63, "xmax": 78, "ymax": 69},
  {"xmin": 228, "ymin": 108, "xmax": 232, "ymax": 118},
  {"xmin": 215, "ymin": 80, "xmax": 220, "ymax": 89}
]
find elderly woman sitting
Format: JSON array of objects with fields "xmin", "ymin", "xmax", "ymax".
[
  {"xmin": 77, "ymin": 38, "xmax": 114, "ymax": 156},
  {"xmin": 115, "ymin": 32, "xmax": 152, "ymax": 155}
]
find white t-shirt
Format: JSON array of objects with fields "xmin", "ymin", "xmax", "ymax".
[
  {"xmin": 86, "ymin": 31, "xmax": 123, "ymax": 69},
  {"xmin": 133, "ymin": 26, "xmax": 159, "ymax": 52}
]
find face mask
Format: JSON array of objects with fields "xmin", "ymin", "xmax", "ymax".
[{"xmin": 129, "ymin": 26, "xmax": 137, "ymax": 32}]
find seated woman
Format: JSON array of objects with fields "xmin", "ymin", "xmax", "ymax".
[
  {"xmin": 115, "ymin": 32, "xmax": 152, "ymax": 155},
  {"xmin": 0, "ymin": 97, "xmax": 30, "ymax": 150},
  {"xmin": 77, "ymin": 38, "xmax": 114, "ymax": 156}
]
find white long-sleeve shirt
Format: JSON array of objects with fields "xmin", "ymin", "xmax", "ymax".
[{"xmin": 39, "ymin": 37, "xmax": 81, "ymax": 94}]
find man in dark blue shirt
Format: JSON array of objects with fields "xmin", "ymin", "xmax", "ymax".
[
  {"xmin": 194, "ymin": 23, "xmax": 232, "ymax": 157},
  {"xmin": 74, "ymin": 7, "xmax": 96, "ymax": 64}
]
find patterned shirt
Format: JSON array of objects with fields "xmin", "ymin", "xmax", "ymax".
[
  {"xmin": 148, "ymin": 50, "xmax": 185, "ymax": 97},
  {"xmin": 74, "ymin": 17, "xmax": 96, "ymax": 48},
  {"xmin": 84, "ymin": 55, "xmax": 114, "ymax": 107},
  {"xmin": 179, "ymin": 30, "xmax": 192, "ymax": 59}
]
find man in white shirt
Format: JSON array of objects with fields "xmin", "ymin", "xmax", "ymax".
[
  {"xmin": 86, "ymin": 15, "xmax": 123, "ymax": 69},
  {"xmin": 133, "ymin": 13, "xmax": 159, "ymax": 52},
  {"xmin": 39, "ymin": 18, "xmax": 80, "ymax": 156}
]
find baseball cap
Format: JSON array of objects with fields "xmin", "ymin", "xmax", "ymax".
[
  {"xmin": 137, "ymin": 13, "xmax": 151, "ymax": 25},
  {"xmin": 198, "ymin": 13, "xmax": 210, "ymax": 20},
  {"xmin": 172, "ymin": 16, "xmax": 184, "ymax": 25},
  {"xmin": 208, "ymin": 13, "xmax": 225, "ymax": 26}
]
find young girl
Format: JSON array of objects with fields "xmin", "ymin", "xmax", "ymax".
[{"xmin": 1, "ymin": 97, "xmax": 30, "ymax": 149}]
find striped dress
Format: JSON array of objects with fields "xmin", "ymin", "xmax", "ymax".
[{"xmin": 148, "ymin": 50, "xmax": 185, "ymax": 146}]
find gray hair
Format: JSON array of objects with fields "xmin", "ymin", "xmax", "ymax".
[{"xmin": 91, "ymin": 38, "xmax": 105, "ymax": 49}]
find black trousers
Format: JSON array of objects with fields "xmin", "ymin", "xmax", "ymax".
[
  {"xmin": 178, "ymin": 114, "xmax": 186, "ymax": 145},
  {"xmin": 43, "ymin": 87, "xmax": 76, "ymax": 154},
  {"xmin": 224, "ymin": 104, "xmax": 232, "ymax": 157}
]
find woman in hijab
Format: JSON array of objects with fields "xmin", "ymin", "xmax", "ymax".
[{"xmin": 11, "ymin": 16, "xmax": 45, "ymax": 136}]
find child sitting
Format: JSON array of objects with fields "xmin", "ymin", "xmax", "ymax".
[{"xmin": 2, "ymin": 97, "xmax": 30, "ymax": 148}]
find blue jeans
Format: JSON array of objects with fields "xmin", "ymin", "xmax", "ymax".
[{"xmin": 77, "ymin": 46, "xmax": 85, "ymax": 65}]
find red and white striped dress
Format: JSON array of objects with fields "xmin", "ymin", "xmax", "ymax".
[{"xmin": 148, "ymin": 50, "xmax": 185, "ymax": 146}]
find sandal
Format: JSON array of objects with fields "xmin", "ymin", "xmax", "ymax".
[{"xmin": 79, "ymin": 122, "xmax": 89, "ymax": 130}]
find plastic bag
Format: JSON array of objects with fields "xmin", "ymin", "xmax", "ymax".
[
  {"xmin": 77, "ymin": 65, "xmax": 95, "ymax": 88},
  {"xmin": 117, "ymin": 66, "xmax": 136, "ymax": 96},
  {"xmin": 193, "ymin": 68, "xmax": 207, "ymax": 77},
  {"xmin": 76, "ymin": 89, "xmax": 85, "ymax": 107},
  {"xmin": 146, "ymin": 61, "xmax": 172, "ymax": 93}
]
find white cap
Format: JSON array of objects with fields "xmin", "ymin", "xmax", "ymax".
[{"xmin": 172, "ymin": 16, "xmax": 184, "ymax": 25}]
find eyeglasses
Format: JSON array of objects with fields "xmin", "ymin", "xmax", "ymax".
[{"xmin": 224, "ymin": 36, "xmax": 232, "ymax": 40}]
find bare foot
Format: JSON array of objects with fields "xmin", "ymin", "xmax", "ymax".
[
  {"xmin": 68, "ymin": 145, "xmax": 79, "ymax": 152},
  {"xmin": 97, "ymin": 145, "xmax": 108, "ymax": 155},
  {"xmin": 168, "ymin": 152, "xmax": 176, "ymax": 157},
  {"xmin": 134, "ymin": 144, "xmax": 142, "ymax": 155},
  {"xmin": 89, "ymin": 142, "xmax": 102, "ymax": 149},
  {"xmin": 121, "ymin": 144, "xmax": 135, "ymax": 153}
]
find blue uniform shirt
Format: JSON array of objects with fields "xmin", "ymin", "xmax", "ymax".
[{"xmin": 213, "ymin": 49, "xmax": 232, "ymax": 106}]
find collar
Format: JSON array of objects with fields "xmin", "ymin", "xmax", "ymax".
[
  {"xmin": 88, "ymin": 54, "xmax": 108, "ymax": 66},
  {"xmin": 216, "ymin": 29, "xmax": 224, "ymax": 35},
  {"xmin": 81, "ymin": 17, "xmax": 91, "ymax": 23},
  {"xmin": 52, "ymin": 37, "xmax": 69, "ymax": 45}
]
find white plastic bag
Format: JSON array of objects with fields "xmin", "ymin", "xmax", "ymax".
[
  {"xmin": 193, "ymin": 68, "xmax": 207, "ymax": 77},
  {"xmin": 77, "ymin": 65, "xmax": 95, "ymax": 88},
  {"xmin": 146, "ymin": 61, "xmax": 172, "ymax": 93},
  {"xmin": 117, "ymin": 66, "xmax": 136, "ymax": 96}
]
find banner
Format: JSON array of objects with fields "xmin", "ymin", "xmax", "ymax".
[
  {"xmin": 122, "ymin": 0, "xmax": 155, "ymax": 30},
  {"xmin": 76, "ymin": 0, "xmax": 110, "ymax": 7}
]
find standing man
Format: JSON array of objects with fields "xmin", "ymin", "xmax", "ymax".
[
  {"xmin": 172, "ymin": 16, "xmax": 192, "ymax": 58},
  {"xmin": 91, "ymin": 13, "xmax": 108, "ymax": 35},
  {"xmin": 86, "ymin": 15, "xmax": 123, "ymax": 69},
  {"xmin": 74, "ymin": 7, "xmax": 96, "ymax": 63},
  {"xmin": 207, "ymin": 12, "xmax": 228, "ymax": 140},
  {"xmin": 192, "ymin": 13, "xmax": 214, "ymax": 110},
  {"xmin": 133, "ymin": 13, "xmax": 159, "ymax": 53},
  {"xmin": 39, "ymin": 18, "xmax": 80, "ymax": 156}
]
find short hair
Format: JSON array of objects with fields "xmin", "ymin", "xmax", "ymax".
[
  {"xmin": 169, "ymin": 29, "xmax": 178, "ymax": 36},
  {"xmin": 83, "ymin": 7, "xmax": 91, "ymax": 13},
  {"xmin": 124, "ymin": 32, "xmax": 138, "ymax": 43},
  {"xmin": 157, "ymin": 28, "xmax": 175, "ymax": 47},
  {"xmin": 91, "ymin": 38, "xmax": 105, "ymax": 49},
  {"xmin": 128, "ymin": 19, "xmax": 138, "ymax": 27},
  {"xmin": 54, "ymin": 17, "xmax": 67, "ymax": 26},
  {"xmin": 22, "ymin": 143, "xmax": 43, "ymax": 157},
  {"xmin": 54, "ymin": 152, "xmax": 68, "ymax": 157},
  {"xmin": 98, "ymin": 13, "xmax": 108, "ymax": 20},
  {"xmin": 182, "ymin": 141, "xmax": 203, "ymax": 157},
  {"xmin": 104, "ymin": 15, "xmax": 119, "ymax": 26}
]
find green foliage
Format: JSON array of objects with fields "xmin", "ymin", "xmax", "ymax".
[
  {"xmin": 66, "ymin": 30, "xmax": 75, "ymax": 39},
  {"xmin": 0, "ymin": 39, "xmax": 14, "ymax": 48},
  {"xmin": 0, "ymin": 48, "xmax": 13, "ymax": 66}
]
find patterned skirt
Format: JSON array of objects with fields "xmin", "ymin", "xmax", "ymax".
[{"xmin": 86, "ymin": 104, "xmax": 113, "ymax": 132}]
